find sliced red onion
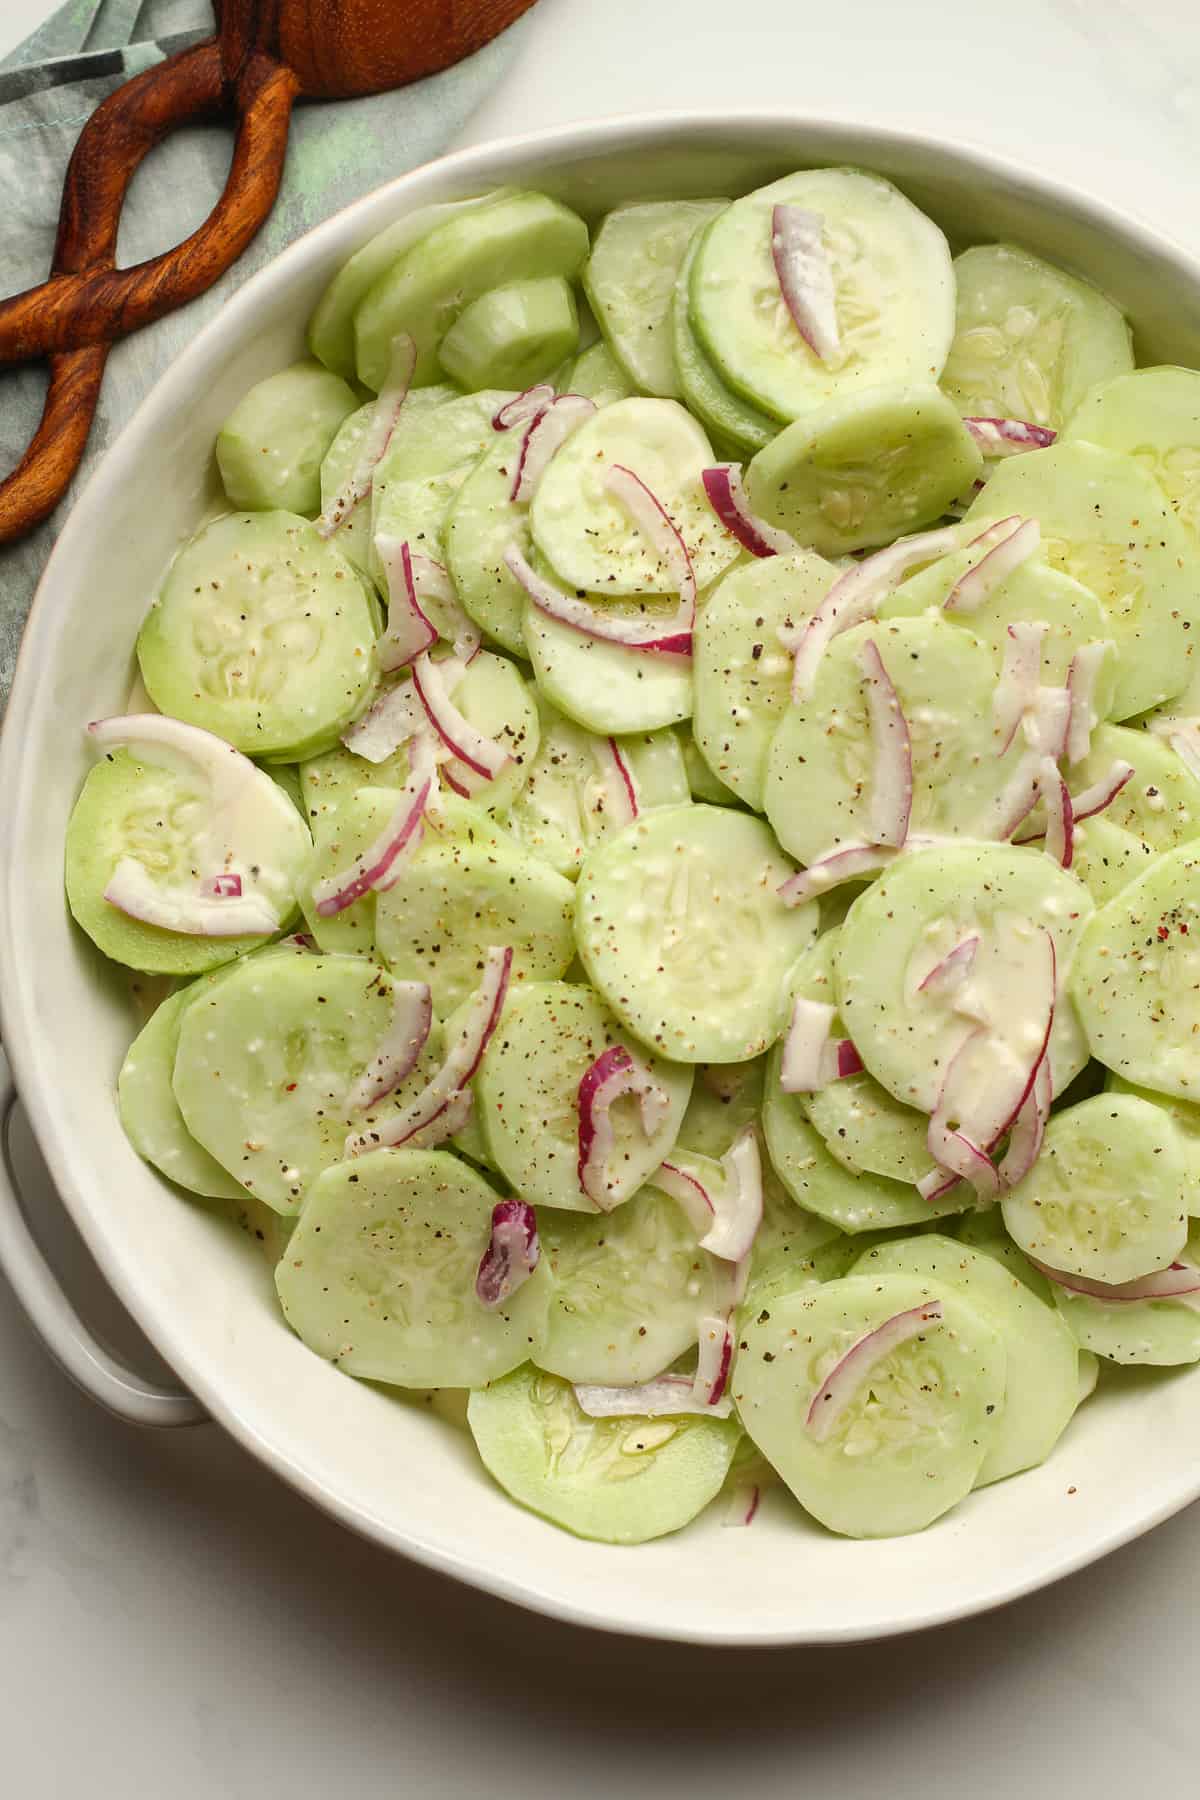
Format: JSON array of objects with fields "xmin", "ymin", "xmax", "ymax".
[
  {"xmin": 926, "ymin": 1119, "xmax": 1000, "ymax": 1199},
  {"xmin": 945, "ymin": 517, "xmax": 1039, "ymax": 615},
  {"xmin": 997, "ymin": 1054, "xmax": 1051, "ymax": 1189},
  {"xmin": 702, "ymin": 1124, "xmax": 763, "ymax": 1264},
  {"xmin": 347, "ymin": 979, "xmax": 433, "ymax": 1111},
  {"xmin": 918, "ymin": 934, "xmax": 980, "ymax": 997},
  {"xmin": 282, "ymin": 930, "xmax": 317, "ymax": 950},
  {"xmin": 493, "ymin": 383, "xmax": 556, "ymax": 431},
  {"xmin": 510, "ymin": 394, "xmax": 596, "ymax": 502},
  {"xmin": 787, "ymin": 525, "xmax": 965, "ymax": 699},
  {"xmin": 701, "ymin": 464, "xmax": 798, "ymax": 558},
  {"xmin": 722, "ymin": 1481, "xmax": 762, "ymax": 1528},
  {"xmin": 857, "ymin": 638, "xmax": 913, "ymax": 848},
  {"xmin": 693, "ymin": 1313, "xmax": 734, "ymax": 1407},
  {"xmin": 770, "ymin": 204, "xmax": 840, "ymax": 363},
  {"xmin": 1023, "ymin": 685, "xmax": 1072, "ymax": 762},
  {"xmin": 806, "ymin": 1301, "xmax": 945, "ymax": 1441},
  {"xmin": 573, "ymin": 1375, "xmax": 733, "ymax": 1421},
  {"xmin": 199, "ymin": 873, "xmax": 243, "ymax": 898},
  {"xmin": 316, "ymin": 331, "xmax": 416, "ymax": 537},
  {"xmin": 341, "ymin": 681, "xmax": 426, "ymax": 764},
  {"xmin": 103, "ymin": 860, "xmax": 279, "ymax": 937},
  {"xmin": 1070, "ymin": 760, "xmax": 1134, "ymax": 822},
  {"xmin": 981, "ymin": 751, "xmax": 1043, "ymax": 842},
  {"xmin": 312, "ymin": 738, "xmax": 435, "ymax": 917},
  {"xmin": 505, "ymin": 543, "xmax": 694, "ymax": 655},
  {"xmin": 475, "ymin": 1199, "xmax": 540, "ymax": 1309},
  {"xmin": 411, "ymin": 652, "xmax": 510, "ymax": 782},
  {"xmin": 591, "ymin": 737, "xmax": 639, "ymax": 827},
  {"xmin": 375, "ymin": 538, "xmax": 438, "ymax": 670},
  {"xmin": 88, "ymin": 712, "xmax": 258, "ymax": 795},
  {"xmin": 779, "ymin": 995, "xmax": 837, "ymax": 1092},
  {"xmin": 345, "ymin": 945, "xmax": 512, "ymax": 1156},
  {"xmin": 1029, "ymin": 1255, "xmax": 1200, "ymax": 1305},
  {"xmin": 836, "ymin": 1040, "xmax": 865, "ymax": 1077},
  {"xmin": 962, "ymin": 418, "xmax": 1056, "ymax": 457},
  {"xmin": 993, "ymin": 621, "xmax": 1047, "ymax": 754},
  {"xmin": 778, "ymin": 843, "xmax": 899, "ymax": 908},
  {"xmin": 1064, "ymin": 641, "xmax": 1113, "ymax": 765},
  {"xmin": 652, "ymin": 1158, "xmax": 716, "ymax": 1237},
  {"xmin": 604, "ymin": 464, "xmax": 698, "ymax": 608},
  {"xmin": 577, "ymin": 1045, "xmax": 670, "ymax": 1209},
  {"xmin": 1040, "ymin": 757, "xmax": 1074, "ymax": 868},
  {"xmin": 1148, "ymin": 717, "xmax": 1200, "ymax": 785}
]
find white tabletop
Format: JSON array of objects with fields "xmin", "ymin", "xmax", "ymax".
[{"xmin": 3, "ymin": 0, "xmax": 1200, "ymax": 1791}]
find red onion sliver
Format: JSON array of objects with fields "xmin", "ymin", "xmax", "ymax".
[
  {"xmin": 836, "ymin": 1040, "xmax": 865, "ymax": 1078},
  {"xmin": 1064, "ymin": 641, "xmax": 1113, "ymax": 765},
  {"xmin": 312, "ymin": 738, "xmax": 435, "ymax": 917},
  {"xmin": 341, "ymin": 680, "xmax": 426, "ymax": 764},
  {"xmin": 103, "ymin": 860, "xmax": 279, "ymax": 937},
  {"xmin": 604, "ymin": 463, "xmax": 698, "ymax": 608},
  {"xmin": 857, "ymin": 638, "xmax": 913, "ymax": 848},
  {"xmin": 787, "ymin": 525, "xmax": 965, "ymax": 699},
  {"xmin": 505, "ymin": 543, "xmax": 694, "ymax": 655},
  {"xmin": 1070, "ymin": 760, "xmax": 1134, "ymax": 822},
  {"xmin": 199, "ymin": 873, "xmax": 243, "ymax": 898},
  {"xmin": 1040, "ymin": 757, "xmax": 1074, "ymax": 868},
  {"xmin": 1023, "ymin": 684, "xmax": 1072, "ymax": 762},
  {"xmin": 779, "ymin": 995, "xmax": 837, "ymax": 1092},
  {"xmin": 993, "ymin": 621, "xmax": 1047, "ymax": 754},
  {"xmin": 693, "ymin": 1313, "xmax": 734, "ymax": 1407},
  {"xmin": 591, "ymin": 737, "xmax": 639, "ymax": 827},
  {"xmin": 723, "ymin": 1482, "xmax": 761, "ymax": 1528},
  {"xmin": 511, "ymin": 394, "xmax": 596, "ymax": 502},
  {"xmin": 997, "ymin": 1055, "xmax": 1051, "ymax": 1189},
  {"xmin": 778, "ymin": 843, "xmax": 899, "ymax": 908},
  {"xmin": 376, "ymin": 538, "xmax": 439, "ymax": 671},
  {"xmin": 573, "ymin": 1375, "xmax": 734, "ymax": 1421},
  {"xmin": 316, "ymin": 331, "xmax": 416, "ymax": 537},
  {"xmin": 770, "ymin": 204, "xmax": 840, "ymax": 363},
  {"xmin": 652, "ymin": 1159, "xmax": 716, "ymax": 1236},
  {"xmin": 475, "ymin": 1199, "xmax": 540, "ymax": 1309},
  {"xmin": 493, "ymin": 383, "xmax": 556, "ymax": 431},
  {"xmin": 806, "ymin": 1301, "xmax": 945, "ymax": 1441},
  {"xmin": 945, "ymin": 517, "xmax": 1039, "ymax": 615},
  {"xmin": 1028, "ymin": 1255, "xmax": 1200, "ymax": 1305},
  {"xmin": 918, "ymin": 934, "xmax": 980, "ymax": 997},
  {"xmin": 701, "ymin": 1125, "xmax": 763, "ymax": 1265},
  {"xmin": 1148, "ymin": 717, "xmax": 1200, "ymax": 785},
  {"xmin": 346, "ymin": 979, "xmax": 433, "ymax": 1112},
  {"xmin": 412, "ymin": 652, "xmax": 509, "ymax": 781},
  {"xmin": 981, "ymin": 751, "xmax": 1043, "ymax": 842},
  {"xmin": 344, "ymin": 945, "xmax": 512, "ymax": 1156},
  {"xmin": 926, "ymin": 1119, "xmax": 1000, "ymax": 1199},
  {"xmin": 577, "ymin": 1045, "xmax": 670, "ymax": 1209},
  {"xmin": 701, "ymin": 464, "xmax": 798, "ymax": 558},
  {"xmin": 962, "ymin": 418, "xmax": 1056, "ymax": 457}
]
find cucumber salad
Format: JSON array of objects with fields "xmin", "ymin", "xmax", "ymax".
[{"xmin": 65, "ymin": 168, "xmax": 1200, "ymax": 1545}]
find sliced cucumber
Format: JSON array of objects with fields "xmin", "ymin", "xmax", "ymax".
[
  {"xmin": 674, "ymin": 1056, "xmax": 766, "ymax": 1158},
  {"xmin": 583, "ymin": 199, "xmax": 727, "ymax": 399},
  {"xmin": 65, "ymin": 748, "xmax": 305, "ymax": 975},
  {"xmin": 562, "ymin": 340, "xmax": 636, "ymax": 406},
  {"xmin": 369, "ymin": 389, "xmax": 514, "ymax": 585},
  {"xmin": 298, "ymin": 785, "xmax": 390, "ymax": 956},
  {"xmin": 941, "ymin": 243, "xmax": 1133, "ymax": 431},
  {"xmin": 1048, "ymin": 1222, "xmax": 1200, "ymax": 1363},
  {"xmin": 475, "ymin": 980, "xmax": 691, "ymax": 1213},
  {"xmin": 506, "ymin": 699, "xmax": 689, "ymax": 878},
  {"xmin": 733, "ymin": 1273, "xmax": 1005, "ymax": 1537},
  {"xmin": 467, "ymin": 1365, "xmax": 739, "ymax": 1545},
  {"xmin": 852, "ymin": 1233, "xmax": 1079, "ymax": 1486},
  {"xmin": 679, "ymin": 731, "xmax": 739, "ymax": 805},
  {"xmin": 1071, "ymin": 814, "xmax": 1158, "ymax": 905},
  {"xmin": 307, "ymin": 192, "xmax": 513, "ymax": 379},
  {"xmin": 137, "ymin": 512, "xmax": 377, "ymax": 758},
  {"xmin": 575, "ymin": 804, "xmax": 817, "ymax": 1062},
  {"xmin": 374, "ymin": 831, "xmax": 575, "ymax": 1013},
  {"xmin": 762, "ymin": 1044, "xmax": 967, "ymax": 1231},
  {"xmin": 1107, "ymin": 1072, "xmax": 1200, "ymax": 1211},
  {"xmin": 1064, "ymin": 365, "xmax": 1200, "ymax": 549},
  {"xmin": 447, "ymin": 649, "xmax": 540, "ymax": 813},
  {"xmin": 276, "ymin": 1150, "xmax": 551, "ymax": 1385},
  {"xmin": 216, "ymin": 362, "xmax": 357, "ymax": 516},
  {"xmin": 1001, "ymin": 1094, "xmax": 1189, "ymax": 1284},
  {"xmin": 529, "ymin": 397, "xmax": 738, "ymax": 596},
  {"xmin": 118, "ymin": 989, "xmax": 248, "ymax": 1199},
  {"xmin": 963, "ymin": 442, "xmax": 1199, "ymax": 719},
  {"xmin": 746, "ymin": 384, "xmax": 982, "ymax": 557},
  {"xmin": 354, "ymin": 191, "xmax": 589, "ymax": 390},
  {"xmin": 764, "ymin": 615, "xmax": 1028, "ymax": 867},
  {"xmin": 672, "ymin": 227, "xmax": 776, "ymax": 456},
  {"xmin": 299, "ymin": 738, "xmax": 411, "ymax": 842},
  {"xmin": 536, "ymin": 1187, "xmax": 713, "ymax": 1383},
  {"xmin": 522, "ymin": 594, "xmax": 695, "ymax": 735},
  {"xmin": 692, "ymin": 549, "xmax": 836, "ymax": 811},
  {"xmin": 1074, "ymin": 723, "xmax": 1200, "ymax": 850},
  {"xmin": 320, "ymin": 385, "xmax": 463, "ymax": 582},
  {"xmin": 438, "ymin": 277, "xmax": 579, "ymax": 392},
  {"xmin": 1071, "ymin": 843, "xmax": 1200, "ymax": 1099},
  {"xmin": 443, "ymin": 424, "xmax": 535, "ymax": 656},
  {"xmin": 835, "ymin": 844, "xmax": 1094, "ymax": 1113},
  {"xmin": 173, "ymin": 948, "xmax": 444, "ymax": 1213},
  {"xmin": 690, "ymin": 168, "xmax": 955, "ymax": 424}
]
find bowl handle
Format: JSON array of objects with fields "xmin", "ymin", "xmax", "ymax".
[{"xmin": 0, "ymin": 1053, "xmax": 207, "ymax": 1428}]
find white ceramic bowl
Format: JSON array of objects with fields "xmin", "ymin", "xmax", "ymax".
[{"xmin": 5, "ymin": 113, "xmax": 1200, "ymax": 1646}]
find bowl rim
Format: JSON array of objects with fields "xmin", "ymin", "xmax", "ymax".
[{"xmin": 6, "ymin": 106, "xmax": 1200, "ymax": 1646}]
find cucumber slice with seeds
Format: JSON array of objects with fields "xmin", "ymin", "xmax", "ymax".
[
  {"xmin": 467, "ymin": 1365, "xmax": 740, "ymax": 1545},
  {"xmin": 137, "ymin": 511, "xmax": 377, "ymax": 759},
  {"xmin": 583, "ymin": 199, "xmax": 727, "ymax": 400},
  {"xmin": 575, "ymin": 804, "xmax": 818, "ymax": 1062},
  {"xmin": 522, "ymin": 590, "xmax": 695, "ymax": 735},
  {"xmin": 1074, "ymin": 723, "xmax": 1200, "ymax": 850},
  {"xmin": 216, "ymin": 362, "xmax": 358, "ymax": 516},
  {"xmin": 277, "ymin": 1150, "xmax": 551, "ymax": 1387},
  {"xmin": 438, "ymin": 277, "xmax": 579, "ymax": 392},
  {"xmin": 118, "ymin": 989, "xmax": 248, "ymax": 1200},
  {"xmin": 1063, "ymin": 365, "xmax": 1200, "ymax": 549}
]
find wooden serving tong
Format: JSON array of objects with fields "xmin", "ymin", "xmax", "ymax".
[{"xmin": 0, "ymin": 0, "xmax": 538, "ymax": 546}]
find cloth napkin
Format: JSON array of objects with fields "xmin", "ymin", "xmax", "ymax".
[{"xmin": 0, "ymin": 0, "xmax": 536, "ymax": 704}]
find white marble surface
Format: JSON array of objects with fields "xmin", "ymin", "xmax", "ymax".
[{"xmin": 5, "ymin": 0, "xmax": 1200, "ymax": 1791}]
